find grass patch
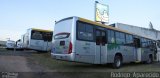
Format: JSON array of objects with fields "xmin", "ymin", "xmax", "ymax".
[
  {"xmin": 30, "ymin": 53, "xmax": 113, "ymax": 78},
  {"xmin": 30, "ymin": 52, "xmax": 160, "ymax": 72},
  {"xmin": 31, "ymin": 53, "xmax": 123, "ymax": 72},
  {"xmin": 26, "ymin": 52, "xmax": 160, "ymax": 78},
  {"xmin": 30, "ymin": 52, "xmax": 102, "ymax": 72}
]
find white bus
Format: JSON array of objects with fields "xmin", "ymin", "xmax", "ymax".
[
  {"xmin": 51, "ymin": 16, "xmax": 157, "ymax": 68},
  {"xmin": 6, "ymin": 40, "xmax": 15, "ymax": 50},
  {"xmin": 23, "ymin": 28, "xmax": 53, "ymax": 52}
]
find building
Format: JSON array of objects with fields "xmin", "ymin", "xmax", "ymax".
[{"xmin": 110, "ymin": 23, "xmax": 160, "ymax": 40}]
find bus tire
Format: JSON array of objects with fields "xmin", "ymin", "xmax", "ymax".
[
  {"xmin": 112, "ymin": 55, "xmax": 122, "ymax": 69},
  {"xmin": 146, "ymin": 55, "xmax": 153, "ymax": 64}
]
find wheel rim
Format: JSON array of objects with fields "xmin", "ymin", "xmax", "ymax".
[{"xmin": 116, "ymin": 59, "xmax": 121, "ymax": 67}]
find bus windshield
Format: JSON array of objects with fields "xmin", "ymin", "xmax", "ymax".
[
  {"xmin": 31, "ymin": 30, "xmax": 53, "ymax": 41},
  {"xmin": 43, "ymin": 32, "xmax": 53, "ymax": 41},
  {"xmin": 31, "ymin": 30, "xmax": 43, "ymax": 40}
]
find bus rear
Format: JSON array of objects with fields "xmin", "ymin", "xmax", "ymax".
[
  {"xmin": 6, "ymin": 40, "xmax": 15, "ymax": 50},
  {"xmin": 28, "ymin": 28, "xmax": 53, "ymax": 52},
  {"xmin": 51, "ymin": 17, "xmax": 76, "ymax": 61}
]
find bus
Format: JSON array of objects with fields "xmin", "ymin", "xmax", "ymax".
[
  {"xmin": 23, "ymin": 28, "xmax": 53, "ymax": 52},
  {"xmin": 6, "ymin": 40, "xmax": 15, "ymax": 50},
  {"xmin": 51, "ymin": 16, "xmax": 157, "ymax": 68}
]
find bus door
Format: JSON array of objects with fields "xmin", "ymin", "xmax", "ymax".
[
  {"xmin": 152, "ymin": 41, "xmax": 157, "ymax": 61},
  {"xmin": 95, "ymin": 29, "xmax": 107, "ymax": 64},
  {"xmin": 134, "ymin": 37, "xmax": 141, "ymax": 61},
  {"xmin": 156, "ymin": 40, "xmax": 160, "ymax": 61}
]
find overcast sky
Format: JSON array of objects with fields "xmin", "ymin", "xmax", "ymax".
[{"xmin": 0, "ymin": 0, "xmax": 160, "ymax": 41}]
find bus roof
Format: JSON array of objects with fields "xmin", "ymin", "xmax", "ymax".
[
  {"xmin": 55, "ymin": 16, "xmax": 155, "ymax": 40},
  {"xmin": 79, "ymin": 17, "xmax": 132, "ymax": 34},
  {"xmin": 31, "ymin": 28, "xmax": 53, "ymax": 32},
  {"xmin": 56, "ymin": 16, "xmax": 133, "ymax": 34}
]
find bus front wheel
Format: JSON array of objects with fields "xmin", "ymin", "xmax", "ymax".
[{"xmin": 112, "ymin": 55, "xmax": 122, "ymax": 69}]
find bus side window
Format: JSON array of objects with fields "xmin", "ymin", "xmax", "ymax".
[
  {"xmin": 108, "ymin": 30, "xmax": 115, "ymax": 43},
  {"xmin": 126, "ymin": 34, "xmax": 133, "ymax": 46},
  {"xmin": 77, "ymin": 22, "xmax": 94, "ymax": 41},
  {"xmin": 115, "ymin": 32, "xmax": 125, "ymax": 44}
]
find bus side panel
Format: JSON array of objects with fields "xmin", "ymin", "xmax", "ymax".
[
  {"xmin": 74, "ymin": 41, "xmax": 95, "ymax": 64},
  {"xmin": 107, "ymin": 44, "xmax": 135, "ymax": 63},
  {"xmin": 124, "ymin": 46, "xmax": 135, "ymax": 62},
  {"xmin": 141, "ymin": 48, "xmax": 154, "ymax": 62},
  {"xmin": 107, "ymin": 44, "xmax": 116, "ymax": 63}
]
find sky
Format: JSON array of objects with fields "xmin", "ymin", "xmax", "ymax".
[{"xmin": 0, "ymin": 0, "xmax": 160, "ymax": 41}]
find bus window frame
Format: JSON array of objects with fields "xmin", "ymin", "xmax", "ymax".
[
  {"xmin": 76, "ymin": 21, "xmax": 95, "ymax": 42},
  {"xmin": 43, "ymin": 32, "xmax": 53, "ymax": 41},
  {"xmin": 115, "ymin": 31, "xmax": 126, "ymax": 45},
  {"xmin": 107, "ymin": 29, "xmax": 116, "ymax": 44},
  {"xmin": 31, "ymin": 30, "xmax": 43, "ymax": 40},
  {"xmin": 125, "ymin": 34, "xmax": 134, "ymax": 46}
]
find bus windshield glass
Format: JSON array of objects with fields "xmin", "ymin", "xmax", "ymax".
[
  {"xmin": 43, "ymin": 32, "xmax": 53, "ymax": 41},
  {"xmin": 31, "ymin": 30, "xmax": 43, "ymax": 40},
  {"xmin": 31, "ymin": 30, "xmax": 53, "ymax": 41}
]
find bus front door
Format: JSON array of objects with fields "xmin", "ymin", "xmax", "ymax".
[{"xmin": 95, "ymin": 29, "xmax": 107, "ymax": 64}]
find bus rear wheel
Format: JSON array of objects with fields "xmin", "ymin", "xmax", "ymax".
[{"xmin": 112, "ymin": 55, "xmax": 122, "ymax": 69}]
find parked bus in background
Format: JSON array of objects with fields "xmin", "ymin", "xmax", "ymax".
[
  {"xmin": 51, "ymin": 16, "xmax": 157, "ymax": 68},
  {"xmin": 23, "ymin": 28, "xmax": 53, "ymax": 52},
  {"xmin": 6, "ymin": 40, "xmax": 15, "ymax": 50}
]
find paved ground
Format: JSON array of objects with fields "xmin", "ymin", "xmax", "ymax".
[
  {"xmin": 0, "ymin": 56, "xmax": 32, "ymax": 72},
  {"xmin": 0, "ymin": 49, "xmax": 52, "ymax": 72},
  {"xmin": 0, "ymin": 49, "xmax": 63, "ymax": 78}
]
